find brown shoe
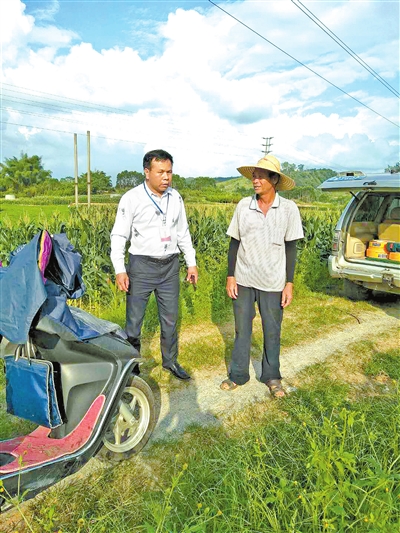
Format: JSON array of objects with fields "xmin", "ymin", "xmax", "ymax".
[
  {"xmin": 220, "ymin": 379, "xmax": 238, "ymax": 391},
  {"xmin": 266, "ymin": 379, "xmax": 285, "ymax": 398}
]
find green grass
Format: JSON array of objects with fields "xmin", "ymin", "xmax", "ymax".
[
  {"xmin": 364, "ymin": 348, "xmax": 400, "ymax": 380},
  {"xmin": 216, "ymin": 176, "xmax": 252, "ymax": 192},
  {"xmin": 20, "ymin": 344, "xmax": 400, "ymax": 533},
  {"xmin": 0, "ymin": 203, "xmax": 71, "ymax": 223},
  {"xmin": 94, "ymin": 279, "xmax": 375, "ymax": 375}
]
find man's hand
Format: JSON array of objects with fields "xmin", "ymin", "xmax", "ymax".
[
  {"xmin": 186, "ymin": 266, "xmax": 198, "ymax": 285},
  {"xmin": 116, "ymin": 272, "xmax": 130, "ymax": 292},
  {"xmin": 226, "ymin": 276, "xmax": 238, "ymax": 299},
  {"xmin": 281, "ymin": 282, "xmax": 293, "ymax": 308}
]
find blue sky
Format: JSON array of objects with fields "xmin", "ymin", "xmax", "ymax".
[
  {"xmin": 24, "ymin": 0, "xmax": 197, "ymax": 55},
  {"xmin": 1, "ymin": 0, "xmax": 399, "ymax": 182}
]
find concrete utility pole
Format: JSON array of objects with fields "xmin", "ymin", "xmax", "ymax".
[
  {"xmin": 87, "ymin": 130, "xmax": 91, "ymax": 207},
  {"xmin": 74, "ymin": 133, "xmax": 78, "ymax": 206},
  {"xmin": 262, "ymin": 136, "xmax": 273, "ymax": 156}
]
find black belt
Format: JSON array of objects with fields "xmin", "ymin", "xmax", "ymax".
[{"xmin": 138, "ymin": 254, "xmax": 178, "ymax": 265}]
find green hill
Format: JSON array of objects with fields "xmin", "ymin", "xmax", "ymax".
[{"xmin": 216, "ymin": 176, "xmax": 252, "ymax": 193}]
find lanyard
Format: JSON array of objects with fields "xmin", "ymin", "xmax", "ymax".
[{"xmin": 143, "ymin": 182, "xmax": 170, "ymax": 223}]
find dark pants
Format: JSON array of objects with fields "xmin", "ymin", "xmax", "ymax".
[
  {"xmin": 229, "ymin": 285, "xmax": 283, "ymax": 386},
  {"xmin": 126, "ymin": 254, "xmax": 180, "ymax": 368}
]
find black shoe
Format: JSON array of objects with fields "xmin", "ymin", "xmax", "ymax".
[
  {"xmin": 163, "ymin": 362, "xmax": 191, "ymax": 380},
  {"xmin": 127, "ymin": 337, "xmax": 141, "ymax": 353}
]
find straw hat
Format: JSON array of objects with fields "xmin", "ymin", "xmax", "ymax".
[{"xmin": 237, "ymin": 155, "xmax": 295, "ymax": 191}]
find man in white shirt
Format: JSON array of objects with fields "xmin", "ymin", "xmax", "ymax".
[
  {"xmin": 110, "ymin": 149, "xmax": 198, "ymax": 380},
  {"xmin": 221, "ymin": 155, "xmax": 304, "ymax": 397}
]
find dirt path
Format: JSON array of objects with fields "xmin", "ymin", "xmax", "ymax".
[
  {"xmin": 2, "ymin": 303, "xmax": 398, "ymax": 530},
  {"xmin": 151, "ymin": 305, "xmax": 399, "ymax": 440}
]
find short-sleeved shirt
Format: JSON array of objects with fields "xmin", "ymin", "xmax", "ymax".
[{"xmin": 227, "ymin": 193, "xmax": 304, "ymax": 292}]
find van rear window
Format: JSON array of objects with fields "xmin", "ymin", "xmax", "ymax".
[{"xmin": 353, "ymin": 195, "xmax": 385, "ymax": 222}]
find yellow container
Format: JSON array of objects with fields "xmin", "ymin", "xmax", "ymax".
[
  {"xmin": 366, "ymin": 248, "xmax": 388, "ymax": 259},
  {"xmin": 388, "ymin": 252, "xmax": 400, "ymax": 262},
  {"xmin": 378, "ymin": 223, "xmax": 400, "ymax": 241},
  {"xmin": 368, "ymin": 239, "xmax": 388, "ymax": 250},
  {"xmin": 346, "ymin": 236, "xmax": 366, "ymax": 258}
]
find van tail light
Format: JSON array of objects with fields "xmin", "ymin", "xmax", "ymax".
[{"xmin": 331, "ymin": 230, "xmax": 340, "ymax": 255}]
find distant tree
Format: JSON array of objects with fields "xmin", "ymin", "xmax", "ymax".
[
  {"xmin": 385, "ymin": 162, "xmax": 400, "ymax": 173},
  {"xmin": 60, "ymin": 176, "xmax": 74, "ymax": 182},
  {"xmin": 172, "ymin": 174, "xmax": 186, "ymax": 191},
  {"xmin": 281, "ymin": 162, "xmax": 297, "ymax": 176},
  {"xmin": 116, "ymin": 170, "xmax": 144, "ymax": 189},
  {"xmin": 79, "ymin": 170, "xmax": 112, "ymax": 193},
  {"xmin": 0, "ymin": 152, "xmax": 52, "ymax": 192}
]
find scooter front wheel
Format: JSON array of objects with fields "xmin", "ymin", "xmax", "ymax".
[{"xmin": 99, "ymin": 375, "xmax": 155, "ymax": 461}]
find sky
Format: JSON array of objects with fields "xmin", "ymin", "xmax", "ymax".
[{"xmin": 1, "ymin": 0, "xmax": 399, "ymax": 182}]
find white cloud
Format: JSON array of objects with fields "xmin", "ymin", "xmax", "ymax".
[
  {"xmin": 0, "ymin": 0, "xmax": 33, "ymax": 45},
  {"xmin": 30, "ymin": 0, "xmax": 60, "ymax": 22},
  {"xmin": 0, "ymin": 0, "xmax": 34, "ymax": 64},
  {"xmin": 1, "ymin": 0, "xmax": 399, "ymax": 179},
  {"xmin": 18, "ymin": 126, "xmax": 42, "ymax": 140},
  {"xmin": 29, "ymin": 25, "xmax": 77, "ymax": 48}
]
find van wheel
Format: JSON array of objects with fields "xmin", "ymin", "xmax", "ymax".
[
  {"xmin": 99, "ymin": 376, "xmax": 155, "ymax": 462},
  {"xmin": 343, "ymin": 279, "xmax": 371, "ymax": 301}
]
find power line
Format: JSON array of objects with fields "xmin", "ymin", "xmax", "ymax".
[
  {"xmin": 291, "ymin": 0, "xmax": 400, "ymax": 98},
  {"xmin": 2, "ymin": 106, "xmax": 106, "ymax": 128},
  {"xmin": 1, "ymin": 83, "xmax": 238, "ymax": 138},
  {"xmin": 1, "ymin": 83, "xmax": 136, "ymax": 115},
  {"xmin": 208, "ymin": 0, "xmax": 399, "ymax": 129},
  {"xmin": 0, "ymin": 120, "xmax": 365, "ymax": 173},
  {"xmin": 2, "ymin": 92, "xmax": 197, "ymax": 138},
  {"xmin": 0, "ymin": 120, "xmax": 146, "ymax": 145},
  {"xmin": 1, "ymin": 108, "xmax": 260, "ymax": 155},
  {"xmin": 0, "ymin": 120, "xmax": 254, "ymax": 158}
]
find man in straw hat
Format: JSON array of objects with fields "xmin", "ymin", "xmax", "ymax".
[{"xmin": 220, "ymin": 155, "xmax": 304, "ymax": 397}]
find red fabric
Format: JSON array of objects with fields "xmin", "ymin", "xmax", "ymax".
[{"xmin": 0, "ymin": 395, "xmax": 105, "ymax": 473}]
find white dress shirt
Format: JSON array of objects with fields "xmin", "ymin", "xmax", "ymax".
[{"xmin": 110, "ymin": 182, "xmax": 196, "ymax": 274}]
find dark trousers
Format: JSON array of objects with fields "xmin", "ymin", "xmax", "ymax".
[
  {"xmin": 229, "ymin": 285, "xmax": 283, "ymax": 385},
  {"xmin": 126, "ymin": 254, "xmax": 180, "ymax": 368}
]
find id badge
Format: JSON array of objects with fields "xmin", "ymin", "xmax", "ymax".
[{"xmin": 160, "ymin": 225, "xmax": 171, "ymax": 242}]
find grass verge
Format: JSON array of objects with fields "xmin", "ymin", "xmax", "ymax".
[
  {"xmin": 100, "ymin": 288, "xmax": 389, "ymax": 380},
  {"xmin": 0, "ymin": 204, "xmax": 71, "ymax": 223},
  {"xmin": 6, "ymin": 336, "xmax": 399, "ymax": 533}
]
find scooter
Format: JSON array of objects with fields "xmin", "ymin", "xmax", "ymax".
[{"xmin": 0, "ymin": 231, "xmax": 156, "ymax": 510}]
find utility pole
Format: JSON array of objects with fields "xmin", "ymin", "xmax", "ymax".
[
  {"xmin": 87, "ymin": 130, "xmax": 91, "ymax": 207},
  {"xmin": 74, "ymin": 133, "xmax": 78, "ymax": 207},
  {"xmin": 262, "ymin": 136, "xmax": 273, "ymax": 156}
]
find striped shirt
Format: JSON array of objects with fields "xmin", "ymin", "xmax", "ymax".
[
  {"xmin": 227, "ymin": 193, "xmax": 304, "ymax": 291},
  {"xmin": 110, "ymin": 183, "xmax": 196, "ymax": 274}
]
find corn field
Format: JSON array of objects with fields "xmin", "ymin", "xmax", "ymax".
[{"xmin": 0, "ymin": 204, "xmax": 341, "ymax": 312}]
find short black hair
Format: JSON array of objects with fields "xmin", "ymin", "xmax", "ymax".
[{"xmin": 143, "ymin": 149, "xmax": 173, "ymax": 170}]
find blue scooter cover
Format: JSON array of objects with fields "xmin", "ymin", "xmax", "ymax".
[{"xmin": 5, "ymin": 355, "xmax": 63, "ymax": 429}]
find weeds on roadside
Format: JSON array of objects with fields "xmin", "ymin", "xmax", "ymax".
[
  {"xmin": 9, "ymin": 351, "xmax": 400, "ymax": 533},
  {"xmin": 364, "ymin": 348, "xmax": 400, "ymax": 381},
  {"xmin": 140, "ymin": 384, "xmax": 399, "ymax": 533}
]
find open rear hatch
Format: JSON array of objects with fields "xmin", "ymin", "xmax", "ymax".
[
  {"xmin": 319, "ymin": 173, "xmax": 400, "ymax": 269},
  {"xmin": 318, "ymin": 172, "xmax": 399, "ymax": 193}
]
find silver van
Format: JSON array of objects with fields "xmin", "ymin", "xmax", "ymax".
[{"xmin": 318, "ymin": 172, "xmax": 400, "ymax": 300}]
